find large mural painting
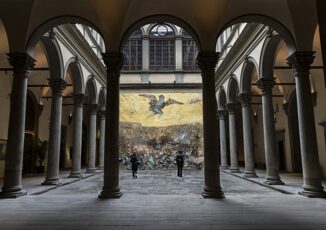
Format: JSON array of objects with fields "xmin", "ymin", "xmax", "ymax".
[{"xmin": 119, "ymin": 93, "xmax": 203, "ymax": 169}]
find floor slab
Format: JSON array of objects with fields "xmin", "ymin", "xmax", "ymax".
[{"xmin": 0, "ymin": 170, "xmax": 326, "ymax": 230}]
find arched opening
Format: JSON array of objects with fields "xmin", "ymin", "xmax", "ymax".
[
  {"xmin": 23, "ymin": 91, "xmax": 39, "ymax": 174},
  {"xmin": 227, "ymin": 77, "xmax": 244, "ymax": 170},
  {"xmin": 120, "ymin": 20, "xmax": 203, "ymax": 174},
  {"xmin": 287, "ymin": 90, "xmax": 302, "ymax": 173}
]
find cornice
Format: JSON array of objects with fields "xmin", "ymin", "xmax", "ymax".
[
  {"xmin": 54, "ymin": 25, "xmax": 106, "ymax": 87},
  {"xmin": 215, "ymin": 23, "xmax": 267, "ymax": 89}
]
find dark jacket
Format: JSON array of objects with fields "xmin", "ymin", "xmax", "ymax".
[
  {"xmin": 130, "ymin": 154, "xmax": 140, "ymax": 167},
  {"xmin": 176, "ymin": 154, "xmax": 184, "ymax": 166}
]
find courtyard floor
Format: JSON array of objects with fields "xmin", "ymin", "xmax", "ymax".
[{"xmin": 0, "ymin": 170, "xmax": 326, "ymax": 229}]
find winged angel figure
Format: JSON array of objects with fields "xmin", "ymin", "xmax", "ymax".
[{"xmin": 139, "ymin": 94, "xmax": 184, "ymax": 116}]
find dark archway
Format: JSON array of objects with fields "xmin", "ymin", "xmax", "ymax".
[
  {"xmin": 287, "ymin": 90, "xmax": 302, "ymax": 173},
  {"xmin": 23, "ymin": 90, "xmax": 39, "ymax": 174}
]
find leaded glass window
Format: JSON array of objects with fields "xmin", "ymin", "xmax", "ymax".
[
  {"xmin": 149, "ymin": 24, "xmax": 175, "ymax": 71},
  {"xmin": 123, "ymin": 29, "xmax": 142, "ymax": 71},
  {"xmin": 182, "ymin": 30, "xmax": 199, "ymax": 71}
]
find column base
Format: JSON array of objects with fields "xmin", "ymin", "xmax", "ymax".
[
  {"xmin": 220, "ymin": 165, "xmax": 229, "ymax": 170},
  {"xmin": 0, "ymin": 186, "xmax": 27, "ymax": 199},
  {"xmin": 85, "ymin": 168, "xmax": 97, "ymax": 173},
  {"xmin": 42, "ymin": 178, "xmax": 60, "ymax": 185},
  {"xmin": 242, "ymin": 171, "xmax": 258, "ymax": 178},
  {"xmin": 299, "ymin": 186, "xmax": 326, "ymax": 198},
  {"xmin": 68, "ymin": 172, "xmax": 83, "ymax": 178},
  {"xmin": 229, "ymin": 168, "xmax": 240, "ymax": 173},
  {"xmin": 202, "ymin": 186, "xmax": 225, "ymax": 199},
  {"xmin": 264, "ymin": 176, "xmax": 284, "ymax": 185},
  {"xmin": 98, "ymin": 187, "xmax": 123, "ymax": 199},
  {"xmin": 97, "ymin": 165, "xmax": 104, "ymax": 170}
]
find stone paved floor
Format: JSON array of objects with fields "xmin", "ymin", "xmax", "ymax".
[{"xmin": 0, "ymin": 170, "xmax": 326, "ymax": 230}]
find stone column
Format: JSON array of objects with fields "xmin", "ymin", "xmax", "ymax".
[
  {"xmin": 98, "ymin": 110, "xmax": 106, "ymax": 170},
  {"xmin": 226, "ymin": 103, "xmax": 240, "ymax": 173},
  {"xmin": 86, "ymin": 104, "xmax": 98, "ymax": 173},
  {"xmin": 69, "ymin": 93, "xmax": 85, "ymax": 178},
  {"xmin": 238, "ymin": 93, "xmax": 257, "ymax": 178},
  {"xmin": 0, "ymin": 53, "xmax": 35, "ymax": 198},
  {"xmin": 175, "ymin": 36, "xmax": 183, "ymax": 71},
  {"xmin": 197, "ymin": 52, "xmax": 224, "ymax": 199},
  {"xmin": 218, "ymin": 110, "xmax": 228, "ymax": 170},
  {"xmin": 142, "ymin": 35, "xmax": 149, "ymax": 71},
  {"xmin": 256, "ymin": 78, "xmax": 284, "ymax": 185},
  {"xmin": 98, "ymin": 52, "xmax": 124, "ymax": 199},
  {"xmin": 42, "ymin": 78, "xmax": 67, "ymax": 185},
  {"xmin": 287, "ymin": 52, "xmax": 326, "ymax": 198}
]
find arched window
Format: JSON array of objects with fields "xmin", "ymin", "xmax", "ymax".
[
  {"xmin": 149, "ymin": 24, "xmax": 175, "ymax": 71},
  {"xmin": 182, "ymin": 30, "xmax": 199, "ymax": 71},
  {"xmin": 123, "ymin": 29, "xmax": 142, "ymax": 71}
]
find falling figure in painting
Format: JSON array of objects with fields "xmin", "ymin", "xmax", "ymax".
[{"xmin": 139, "ymin": 94, "xmax": 184, "ymax": 116}]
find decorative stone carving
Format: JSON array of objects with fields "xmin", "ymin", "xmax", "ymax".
[
  {"xmin": 48, "ymin": 79, "xmax": 67, "ymax": 96},
  {"xmin": 8, "ymin": 52, "xmax": 35, "ymax": 75},
  {"xmin": 73, "ymin": 93, "xmax": 85, "ymax": 108},
  {"xmin": 238, "ymin": 93, "xmax": 251, "ymax": 107},
  {"xmin": 256, "ymin": 78, "xmax": 275, "ymax": 94}
]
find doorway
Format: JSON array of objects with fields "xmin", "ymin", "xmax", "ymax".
[
  {"xmin": 287, "ymin": 92, "xmax": 302, "ymax": 173},
  {"xmin": 276, "ymin": 130, "xmax": 286, "ymax": 171}
]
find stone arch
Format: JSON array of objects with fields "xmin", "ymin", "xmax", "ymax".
[
  {"xmin": 216, "ymin": 14, "xmax": 296, "ymax": 54},
  {"xmin": 98, "ymin": 88, "xmax": 106, "ymax": 111},
  {"xmin": 146, "ymin": 23, "xmax": 178, "ymax": 36},
  {"xmin": 0, "ymin": 19, "xmax": 9, "ymax": 54},
  {"xmin": 286, "ymin": 89, "xmax": 302, "ymax": 173},
  {"xmin": 240, "ymin": 57, "xmax": 259, "ymax": 94},
  {"xmin": 64, "ymin": 57, "xmax": 84, "ymax": 94},
  {"xmin": 217, "ymin": 87, "xmax": 227, "ymax": 111},
  {"xmin": 259, "ymin": 34, "xmax": 282, "ymax": 80},
  {"xmin": 39, "ymin": 36, "xmax": 64, "ymax": 80},
  {"xmin": 227, "ymin": 76, "xmax": 240, "ymax": 104},
  {"xmin": 119, "ymin": 14, "xmax": 202, "ymax": 52},
  {"xmin": 85, "ymin": 76, "xmax": 98, "ymax": 105},
  {"xmin": 26, "ymin": 16, "xmax": 104, "ymax": 54}
]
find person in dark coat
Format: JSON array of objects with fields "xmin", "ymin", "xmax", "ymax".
[
  {"xmin": 130, "ymin": 152, "xmax": 140, "ymax": 179},
  {"xmin": 176, "ymin": 150, "xmax": 184, "ymax": 177}
]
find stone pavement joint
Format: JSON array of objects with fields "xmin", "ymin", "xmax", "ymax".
[{"xmin": 222, "ymin": 170, "xmax": 294, "ymax": 195}]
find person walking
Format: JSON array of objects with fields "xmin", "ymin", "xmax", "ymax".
[
  {"xmin": 176, "ymin": 150, "xmax": 184, "ymax": 177},
  {"xmin": 130, "ymin": 152, "xmax": 140, "ymax": 179}
]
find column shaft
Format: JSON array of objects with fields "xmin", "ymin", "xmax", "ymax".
[
  {"xmin": 239, "ymin": 93, "xmax": 257, "ymax": 178},
  {"xmin": 197, "ymin": 52, "xmax": 224, "ymax": 199},
  {"xmin": 86, "ymin": 104, "xmax": 98, "ymax": 173},
  {"xmin": 227, "ymin": 103, "xmax": 239, "ymax": 173},
  {"xmin": 43, "ymin": 79, "xmax": 67, "ymax": 185},
  {"xmin": 256, "ymin": 78, "xmax": 283, "ymax": 185},
  {"xmin": 287, "ymin": 52, "xmax": 326, "ymax": 198},
  {"xmin": 0, "ymin": 53, "xmax": 35, "ymax": 198},
  {"xmin": 218, "ymin": 111, "xmax": 228, "ymax": 170},
  {"xmin": 98, "ymin": 111, "xmax": 106, "ymax": 169},
  {"xmin": 69, "ymin": 93, "xmax": 85, "ymax": 178},
  {"xmin": 98, "ymin": 52, "xmax": 124, "ymax": 199}
]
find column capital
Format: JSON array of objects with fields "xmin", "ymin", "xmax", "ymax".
[
  {"xmin": 217, "ymin": 110, "xmax": 227, "ymax": 119},
  {"xmin": 287, "ymin": 51, "xmax": 315, "ymax": 76},
  {"xmin": 255, "ymin": 78, "xmax": 275, "ymax": 94},
  {"xmin": 48, "ymin": 78, "xmax": 67, "ymax": 96},
  {"xmin": 238, "ymin": 93, "xmax": 252, "ymax": 107},
  {"xmin": 7, "ymin": 52, "xmax": 35, "ymax": 75},
  {"xmin": 196, "ymin": 52, "xmax": 219, "ymax": 74},
  {"xmin": 72, "ymin": 93, "xmax": 86, "ymax": 107},
  {"xmin": 98, "ymin": 110, "xmax": 106, "ymax": 119},
  {"xmin": 102, "ymin": 52, "xmax": 124, "ymax": 77},
  {"xmin": 89, "ymin": 104, "xmax": 98, "ymax": 115},
  {"xmin": 226, "ymin": 103, "xmax": 237, "ymax": 114}
]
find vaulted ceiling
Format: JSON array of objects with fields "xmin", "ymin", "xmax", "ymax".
[{"xmin": 0, "ymin": 0, "xmax": 320, "ymax": 53}]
